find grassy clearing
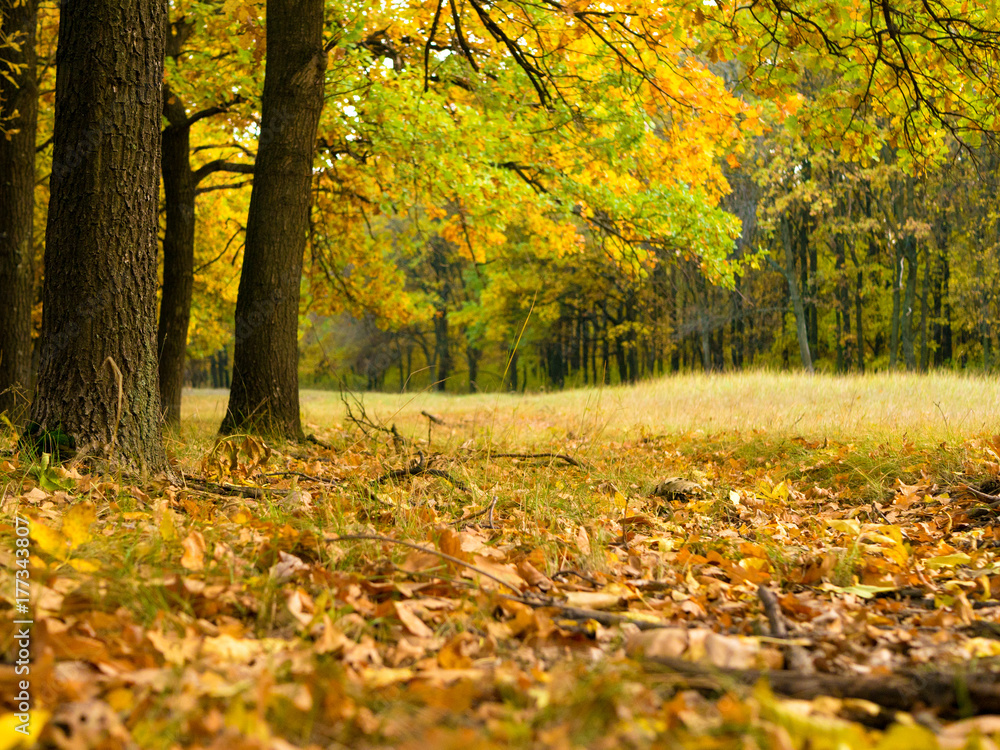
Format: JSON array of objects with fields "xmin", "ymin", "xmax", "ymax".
[
  {"xmin": 3, "ymin": 371, "xmax": 1000, "ymax": 749},
  {"xmin": 185, "ymin": 369, "xmax": 999, "ymax": 446},
  {"xmin": 181, "ymin": 370, "xmax": 996, "ymax": 499}
]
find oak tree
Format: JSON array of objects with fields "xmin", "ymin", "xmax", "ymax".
[{"xmin": 27, "ymin": 0, "xmax": 166, "ymax": 471}]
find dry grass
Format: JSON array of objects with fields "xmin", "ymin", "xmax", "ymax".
[{"xmin": 180, "ymin": 370, "xmax": 1000, "ymax": 450}]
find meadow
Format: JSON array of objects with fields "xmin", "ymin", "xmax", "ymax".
[{"xmin": 183, "ymin": 370, "xmax": 1000, "ymax": 445}]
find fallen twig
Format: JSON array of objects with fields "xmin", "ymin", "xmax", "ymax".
[
  {"xmin": 182, "ymin": 476, "xmax": 267, "ymax": 499},
  {"xmin": 306, "ymin": 434, "xmax": 333, "ymax": 450},
  {"xmin": 323, "ymin": 533, "xmax": 525, "ymax": 595},
  {"xmin": 758, "ymin": 584, "xmax": 813, "ymax": 672},
  {"xmin": 961, "ymin": 484, "xmax": 1000, "ymax": 507},
  {"xmin": 757, "ymin": 585, "xmax": 788, "ymax": 638},
  {"xmin": 641, "ymin": 656, "xmax": 1000, "ymax": 717},
  {"xmin": 551, "ymin": 569, "xmax": 600, "ymax": 587},
  {"xmin": 375, "ymin": 451, "xmax": 470, "ymax": 492},
  {"xmin": 480, "ymin": 452, "xmax": 587, "ymax": 468},
  {"xmin": 263, "ymin": 470, "xmax": 339, "ymax": 485},
  {"xmin": 523, "ymin": 600, "xmax": 668, "ymax": 631},
  {"xmin": 459, "ymin": 495, "xmax": 498, "ymax": 529},
  {"xmin": 342, "ymin": 392, "xmax": 407, "ymax": 449}
]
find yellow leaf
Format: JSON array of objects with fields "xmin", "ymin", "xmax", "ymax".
[
  {"xmin": 160, "ymin": 508, "xmax": 177, "ymax": 542},
  {"xmin": 29, "ymin": 521, "xmax": 69, "ymax": 560},
  {"xmin": 63, "ymin": 501, "xmax": 97, "ymax": 548},
  {"xmin": 826, "ymin": 518, "xmax": 861, "ymax": 536},
  {"xmin": 612, "ymin": 491, "xmax": 628, "ymax": 510},
  {"xmin": 105, "ymin": 687, "xmax": 134, "ymax": 712},
  {"xmin": 66, "ymin": 558, "xmax": 101, "ymax": 573},
  {"xmin": 924, "ymin": 553, "xmax": 972, "ymax": 569},
  {"xmin": 0, "ymin": 710, "xmax": 50, "ymax": 749}
]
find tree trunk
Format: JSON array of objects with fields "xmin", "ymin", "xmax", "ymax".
[
  {"xmin": 833, "ymin": 234, "xmax": 849, "ymax": 372},
  {"xmin": 507, "ymin": 348, "xmax": 518, "ymax": 392},
  {"xmin": 889, "ymin": 244, "xmax": 902, "ymax": 370},
  {"xmin": 901, "ymin": 236, "xmax": 918, "ymax": 370},
  {"xmin": 779, "ymin": 215, "xmax": 813, "ymax": 372},
  {"xmin": 0, "ymin": 0, "xmax": 37, "ymax": 422},
  {"xmin": 940, "ymin": 253, "xmax": 952, "ymax": 365},
  {"xmin": 433, "ymin": 310, "xmax": 451, "ymax": 391},
  {"xmin": 855, "ymin": 268, "xmax": 865, "ymax": 372},
  {"xmin": 28, "ymin": 0, "xmax": 166, "ymax": 471},
  {"xmin": 466, "ymin": 340, "xmax": 480, "ymax": 392},
  {"xmin": 221, "ymin": 0, "xmax": 325, "ymax": 439},
  {"xmin": 157, "ymin": 84, "xmax": 197, "ymax": 428},
  {"xmin": 919, "ymin": 243, "xmax": 931, "ymax": 371},
  {"xmin": 731, "ymin": 276, "xmax": 744, "ymax": 370}
]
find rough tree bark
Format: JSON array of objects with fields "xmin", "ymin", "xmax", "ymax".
[
  {"xmin": 0, "ymin": 0, "xmax": 37, "ymax": 422},
  {"xmin": 221, "ymin": 0, "xmax": 325, "ymax": 439},
  {"xmin": 28, "ymin": 0, "xmax": 166, "ymax": 472}
]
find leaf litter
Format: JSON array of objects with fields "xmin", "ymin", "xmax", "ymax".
[{"xmin": 1, "ymin": 414, "xmax": 999, "ymax": 749}]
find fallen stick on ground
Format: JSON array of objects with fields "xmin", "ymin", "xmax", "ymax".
[
  {"xmin": 479, "ymin": 452, "xmax": 587, "ymax": 468},
  {"xmin": 640, "ymin": 656, "xmax": 1000, "ymax": 717},
  {"xmin": 374, "ymin": 451, "xmax": 470, "ymax": 492}
]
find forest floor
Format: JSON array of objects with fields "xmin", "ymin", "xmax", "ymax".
[{"xmin": 3, "ymin": 371, "xmax": 1000, "ymax": 749}]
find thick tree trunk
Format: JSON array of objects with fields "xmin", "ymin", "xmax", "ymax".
[
  {"xmin": 28, "ymin": 0, "xmax": 166, "ymax": 471},
  {"xmin": 157, "ymin": 85, "xmax": 196, "ymax": 428},
  {"xmin": 0, "ymin": 0, "xmax": 37, "ymax": 422},
  {"xmin": 221, "ymin": 0, "xmax": 325, "ymax": 439}
]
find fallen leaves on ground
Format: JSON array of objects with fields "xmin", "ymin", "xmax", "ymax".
[{"xmin": 1, "ymin": 423, "xmax": 999, "ymax": 749}]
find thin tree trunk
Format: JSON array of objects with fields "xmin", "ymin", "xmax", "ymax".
[
  {"xmin": 222, "ymin": 0, "xmax": 325, "ymax": 438},
  {"xmin": 0, "ymin": 0, "xmax": 37, "ymax": 422},
  {"xmin": 433, "ymin": 310, "xmax": 451, "ymax": 391},
  {"xmin": 28, "ymin": 0, "xmax": 166, "ymax": 471},
  {"xmin": 779, "ymin": 215, "xmax": 813, "ymax": 372},
  {"xmin": 919, "ymin": 244, "xmax": 931, "ymax": 371},
  {"xmin": 466, "ymin": 340, "xmax": 480, "ymax": 392},
  {"xmin": 731, "ymin": 276, "xmax": 744, "ymax": 370},
  {"xmin": 889, "ymin": 243, "xmax": 902, "ymax": 370},
  {"xmin": 855, "ymin": 268, "xmax": 865, "ymax": 372},
  {"xmin": 157, "ymin": 85, "xmax": 197, "ymax": 428},
  {"xmin": 901, "ymin": 236, "xmax": 918, "ymax": 370},
  {"xmin": 833, "ymin": 234, "xmax": 849, "ymax": 372}
]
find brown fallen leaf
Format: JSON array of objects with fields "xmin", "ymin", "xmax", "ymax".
[
  {"xmin": 180, "ymin": 529, "xmax": 206, "ymax": 571},
  {"xmin": 650, "ymin": 477, "xmax": 704, "ymax": 502},
  {"xmin": 395, "ymin": 600, "xmax": 435, "ymax": 638}
]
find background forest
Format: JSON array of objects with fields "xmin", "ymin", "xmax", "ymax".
[{"xmin": 5, "ymin": 0, "xmax": 998, "ymax": 406}]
